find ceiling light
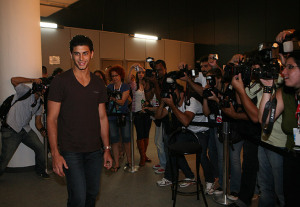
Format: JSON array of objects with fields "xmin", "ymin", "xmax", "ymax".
[
  {"xmin": 133, "ymin": 33, "xmax": 159, "ymax": 40},
  {"xmin": 40, "ymin": 22, "xmax": 58, "ymax": 29}
]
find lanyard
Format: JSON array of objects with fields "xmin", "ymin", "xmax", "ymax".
[{"xmin": 296, "ymin": 95, "xmax": 300, "ymax": 129}]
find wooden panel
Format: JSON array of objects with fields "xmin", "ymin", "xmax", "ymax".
[
  {"xmin": 180, "ymin": 42, "xmax": 195, "ymax": 68},
  {"xmin": 100, "ymin": 31, "xmax": 124, "ymax": 60},
  {"xmin": 165, "ymin": 39, "xmax": 181, "ymax": 72},
  {"xmin": 41, "ymin": 27, "xmax": 71, "ymax": 76},
  {"xmin": 145, "ymin": 40, "xmax": 165, "ymax": 69},
  {"xmin": 70, "ymin": 28, "xmax": 100, "ymax": 70},
  {"xmin": 124, "ymin": 35, "xmax": 146, "ymax": 60}
]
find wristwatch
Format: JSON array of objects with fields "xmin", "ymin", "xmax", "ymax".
[{"xmin": 103, "ymin": 146, "xmax": 112, "ymax": 151}]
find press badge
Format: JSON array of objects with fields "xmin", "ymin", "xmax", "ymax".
[{"xmin": 293, "ymin": 128, "xmax": 300, "ymax": 150}]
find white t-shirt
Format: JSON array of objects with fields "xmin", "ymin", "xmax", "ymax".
[
  {"xmin": 194, "ymin": 72, "xmax": 207, "ymax": 87},
  {"xmin": 166, "ymin": 97, "xmax": 208, "ymax": 133}
]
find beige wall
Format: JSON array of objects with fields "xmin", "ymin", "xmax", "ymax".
[{"xmin": 41, "ymin": 27, "xmax": 194, "ymax": 76}]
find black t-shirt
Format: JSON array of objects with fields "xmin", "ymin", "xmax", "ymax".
[{"xmin": 48, "ymin": 69, "xmax": 108, "ymax": 152}]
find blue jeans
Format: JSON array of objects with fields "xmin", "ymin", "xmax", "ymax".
[
  {"xmin": 217, "ymin": 138, "xmax": 244, "ymax": 193},
  {"xmin": 258, "ymin": 146, "xmax": 284, "ymax": 207},
  {"xmin": 108, "ymin": 118, "xmax": 131, "ymax": 144},
  {"xmin": 154, "ymin": 125, "xmax": 166, "ymax": 168},
  {"xmin": 0, "ymin": 127, "xmax": 45, "ymax": 175},
  {"xmin": 62, "ymin": 150, "xmax": 103, "ymax": 207}
]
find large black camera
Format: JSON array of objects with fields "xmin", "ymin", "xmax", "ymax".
[
  {"xmin": 177, "ymin": 64, "xmax": 199, "ymax": 78},
  {"xmin": 145, "ymin": 57, "xmax": 158, "ymax": 78},
  {"xmin": 107, "ymin": 88, "xmax": 122, "ymax": 100},
  {"xmin": 160, "ymin": 72, "xmax": 179, "ymax": 103},
  {"xmin": 223, "ymin": 62, "xmax": 252, "ymax": 86},
  {"xmin": 32, "ymin": 79, "xmax": 50, "ymax": 93},
  {"xmin": 252, "ymin": 43, "xmax": 281, "ymax": 80},
  {"xmin": 203, "ymin": 75, "xmax": 219, "ymax": 98}
]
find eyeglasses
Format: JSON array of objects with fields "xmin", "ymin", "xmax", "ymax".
[
  {"xmin": 283, "ymin": 64, "xmax": 299, "ymax": 70},
  {"xmin": 111, "ymin": 74, "xmax": 119, "ymax": 78}
]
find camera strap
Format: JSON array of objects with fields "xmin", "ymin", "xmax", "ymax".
[
  {"xmin": 261, "ymin": 84, "xmax": 277, "ymax": 135},
  {"xmin": 296, "ymin": 95, "xmax": 300, "ymax": 129}
]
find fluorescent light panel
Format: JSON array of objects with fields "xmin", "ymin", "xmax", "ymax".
[
  {"xmin": 134, "ymin": 33, "xmax": 158, "ymax": 40},
  {"xmin": 40, "ymin": 22, "xmax": 58, "ymax": 29}
]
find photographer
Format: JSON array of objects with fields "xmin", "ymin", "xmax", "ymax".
[
  {"xmin": 107, "ymin": 65, "xmax": 131, "ymax": 172},
  {"xmin": 155, "ymin": 75, "xmax": 214, "ymax": 188},
  {"xmin": 144, "ymin": 59, "xmax": 168, "ymax": 174},
  {"xmin": 230, "ymin": 57, "xmax": 286, "ymax": 206},
  {"xmin": 127, "ymin": 64, "xmax": 152, "ymax": 166},
  {"xmin": 202, "ymin": 68, "xmax": 245, "ymax": 199},
  {"xmin": 0, "ymin": 77, "xmax": 49, "ymax": 178},
  {"xmin": 258, "ymin": 51, "xmax": 300, "ymax": 207}
]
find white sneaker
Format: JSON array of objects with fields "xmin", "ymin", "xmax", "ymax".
[
  {"xmin": 213, "ymin": 187, "xmax": 223, "ymax": 195},
  {"xmin": 227, "ymin": 192, "xmax": 239, "ymax": 201},
  {"xmin": 206, "ymin": 182, "xmax": 214, "ymax": 194},
  {"xmin": 179, "ymin": 178, "xmax": 195, "ymax": 188},
  {"xmin": 154, "ymin": 168, "xmax": 165, "ymax": 174},
  {"xmin": 157, "ymin": 178, "xmax": 172, "ymax": 187},
  {"xmin": 153, "ymin": 164, "xmax": 162, "ymax": 169}
]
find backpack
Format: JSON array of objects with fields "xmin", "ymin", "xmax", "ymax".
[{"xmin": 0, "ymin": 90, "xmax": 32, "ymax": 124}]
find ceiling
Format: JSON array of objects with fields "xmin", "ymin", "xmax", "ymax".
[{"xmin": 40, "ymin": 0, "xmax": 79, "ymax": 17}]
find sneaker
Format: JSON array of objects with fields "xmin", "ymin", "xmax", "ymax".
[
  {"xmin": 153, "ymin": 164, "xmax": 161, "ymax": 169},
  {"xmin": 157, "ymin": 178, "xmax": 172, "ymax": 187},
  {"xmin": 227, "ymin": 192, "xmax": 239, "ymax": 201},
  {"xmin": 38, "ymin": 172, "xmax": 50, "ymax": 179},
  {"xmin": 206, "ymin": 182, "xmax": 214, "ymax": 194},
  {"xmin": 213, "ymin": 187, "xmax": 223, "ymax": 195},
  {"xmin": 154, "ymin": 168, "xmax": 165, "ymax": 174},
  {"xmin": 179, "ymin": 178, "xmax": 195, "ymax": 188}
]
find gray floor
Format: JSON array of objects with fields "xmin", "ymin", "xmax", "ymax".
[{"xmin": 0, "ymin": 123, "xmax": 259, "ymax": 207}]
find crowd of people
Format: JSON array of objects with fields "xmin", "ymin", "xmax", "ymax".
[{"xmin": 0, "ymin": 29, "xmax": 299, "ymax": 207}]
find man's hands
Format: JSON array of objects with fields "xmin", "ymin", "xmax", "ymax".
[
  {"xmin": 52, "ymin": 153, "xmax": 68, "ymax": 177},
  {"xmin": 231, "ymin": 74, "xmax": 245, "ymax": 94},
  {"xmin": 103, "ymin": 151, "xmax": 113, "ymax": 170},
  {"xmin": 162, "ymin": 95, "xmax": 175, "ymax": 108},
  {"xmin": 276, "ymin": 29, "xmax": 295, "ymax": 43}
]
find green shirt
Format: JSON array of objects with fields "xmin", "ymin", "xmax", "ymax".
[{"xmin": 246, "ymin": 82, "xmax": 287, "ymax": 147}]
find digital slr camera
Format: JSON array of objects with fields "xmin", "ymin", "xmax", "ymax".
[
  {"xmin": 32, "ymin": 79, "xmax": 50, "ymax": 93},
  {"xmin": 107, "ymin": 88, "xmax": 122, "ymax": 100},
  {"xmin": 223, "ymin": 62, "xmax": 252, "ymax": 86},
  {"xmin": 160, "ymin": 72, "xmax": 179, "ymax": 103},
  {"xmin": 145, "ymin": 57, "xmax": 158, "ymax": 78},
  {"xmin": 202, "ymin": 75, "xmax": 219, "ymax": 98}
]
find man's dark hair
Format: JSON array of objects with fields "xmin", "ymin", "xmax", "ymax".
[
  {"xmin": 155, "ymin": 60, "xmax": 166, "ymax": 69},
  {"xmin": 42, "ymin": 66, "xmax": 47, "ymax": 74},
  {"xmin": 199, "ymin": 56, "xmax": 209, "ymax": 63},
  {"xmin": 52, "ymin": 68, "xmax": 63, "ymax": 76},
  {"xmin": 69, "ymin": 35, "xmax": 94, "ymax": 53}
]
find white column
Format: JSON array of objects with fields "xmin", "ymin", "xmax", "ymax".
[{"xmin": 0, "ymin": 0, "xmax": 42, "ymax": 168}]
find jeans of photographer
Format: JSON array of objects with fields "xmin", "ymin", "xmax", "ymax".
[{"xmin": 0, "ymin": 127, "xmax": 45, "ymax": 175}]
